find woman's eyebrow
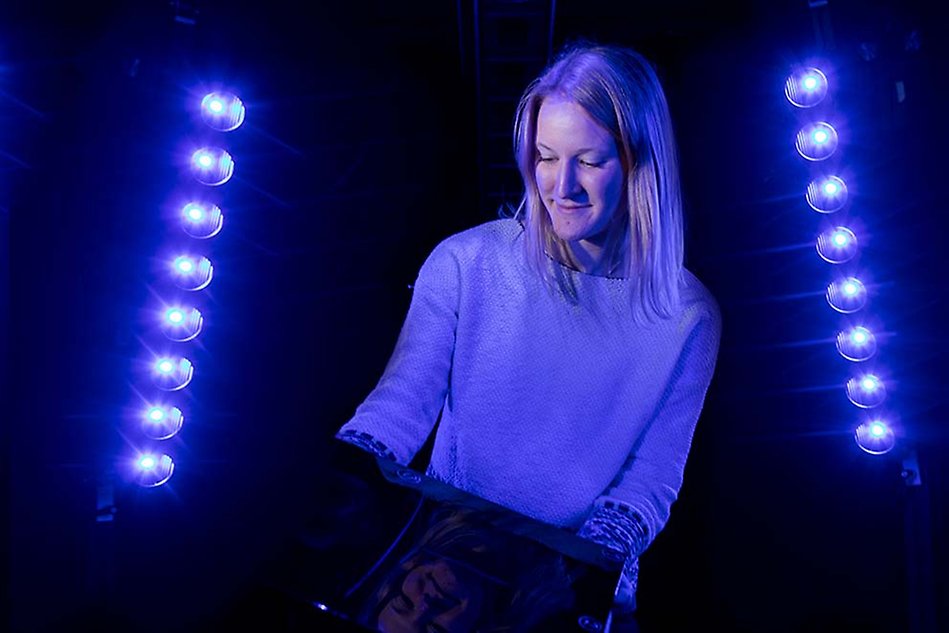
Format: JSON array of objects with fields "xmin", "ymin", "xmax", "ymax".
[{"xmin": 536, "ymin": 141, "xmax": 601, "ymax": 154}]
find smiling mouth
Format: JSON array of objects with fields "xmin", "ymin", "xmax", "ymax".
[{"xmin": 555, "ymin": 203, "xmax": 590, "ymax": 212}]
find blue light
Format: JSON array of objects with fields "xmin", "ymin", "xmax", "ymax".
[
  {"xmin": 160, "ymin": 306, "xmax": 204, "ymax": 342},
  {"xmin": 200, "ymin": 92, "xmax": 246, "ymax": 132},
  {"xmin": 826, "ymin": 277, "xmax": 867, "ymax": 313},
  {"xmin": 133, "ymin": 453, "xmax": 175, "ymax": 487},
  {"xmin": 855, "ymin": 418, "xmax": 895, "ymax": 455},
  {"xmin": 796, "ymin": 122, "xmax": 839, "ymax": 161},
  {"xmin": 816, "ymin": 226, "xmax": 858, "ymax": 264},
  {"xmin": 847, "ymin": 374, "xmax": 887, "ymax": 408},
  {"xmin": 142, "ymin": 406, "xmax": 185, "ymax": 440},
  {"xmin": 836, "ymin": 326, "xmax": 877, "ymax": 362},
  {"xmin": 175, "ymin": 257, "xmax": 195, "ymax": 274},
  {"xmin": 190, "ymin": 147, "xmax": 235, "ymax": 186},
  {"xmin": 807, "ymin": 176, "xmax": 848, "ymax": 213},
  {"xmin": 170, "ymin": 256, "xmax": 213, "ymax": 291},
  {"xmin": 194, "ymin": 152, "xmax": 214, "ymax": 169},
  {"xmin": 786, "ymin": 67, "xmax": 828, "ymax": 108},
  {"xmin": 152, "ymin": 356, "xmax": 194, "ymax": 391},
  {"xmin": 180, "ymin": 203, "xmax": 224, "ymax": 239}
]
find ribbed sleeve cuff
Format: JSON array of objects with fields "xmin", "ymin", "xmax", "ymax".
[
  {"xmin": 335, "ymin": 429, "xmax": 397, "ymax": 462},
  {"xmin": 577, "ymin": 501, "xmax": 650, "ymax": 559}
]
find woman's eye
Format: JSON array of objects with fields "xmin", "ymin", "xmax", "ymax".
[
  {"xmin": 537, "ymin": 156, "xmax": 556, "ymax": 163},
  {"xmin": 580, "ymin": 160, "xmax": 603, "ymax": 168}
]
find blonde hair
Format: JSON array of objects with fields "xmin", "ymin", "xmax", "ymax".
[{"xmin": 512, "ymin": 41, "xmax": 684, "ymax": 318}]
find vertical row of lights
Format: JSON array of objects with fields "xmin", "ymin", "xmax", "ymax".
[
  {"xmin": 131, "ymin": 91, "xmax": 246, "ymax": 487},
  {"xmin": 785, "ymin": 67, "xmax": 896, "ymax": 455}
]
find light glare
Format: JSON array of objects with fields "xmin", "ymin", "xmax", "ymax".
[
  {"xmin": 786, "ymin": 67, "xmax": 829, "ymax": 107},
  {"xmin": 200, "ymin": 92, "xmax": 246, "ymax": 132},
  {"xmin": 807, "ymin": 176, "xmax": 848, "ymax": 213}
]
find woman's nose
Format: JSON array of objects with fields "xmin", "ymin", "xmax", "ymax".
[{"xmin": 556, "ymin": 163, "xmax": 581, "ymax": 198}]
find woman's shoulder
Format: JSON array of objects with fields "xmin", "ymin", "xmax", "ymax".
[
  {"xmin": 429, "ymin": 218, "xmax": 524, "ymax": 259},
  {"xmin": 679, "ymin": 268, "xmax": 722, "ymax": 329}
]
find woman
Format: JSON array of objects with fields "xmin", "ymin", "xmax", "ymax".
[{"xmin": 337, "ymin": 41, "xmax": 721, "ymax": 614}]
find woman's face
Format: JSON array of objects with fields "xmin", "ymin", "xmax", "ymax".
[
  {"xmin": 376, "ymin": 559, "xmax": 485, "ymax": 633},
  {"xmin": 534, "ymin": 97, "xmax": 625, "ymax": 256}
]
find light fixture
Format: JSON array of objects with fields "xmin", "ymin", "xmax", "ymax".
[
  {"xmin": 826, "ymin": 276, "xmax": 867, "ymax": 313},
  {"xmin": 795, "ymin": 122, "xmax": 839, "ymax": 161},
  {"xmin": 191, "ymin": 147, "xmax": 234, "ymax": 186},
  {"xmin": 806, "ymin": 176, "xmax": 848, "ymax": 213},
  {"xmin": 785, "ymin": 67, "xmax": 829, "ymax": 108},
  {"xmin": 200, "ymin": 92, "xmax": 245, "ymax": 132},
  {"xmin": 180, "ymin": 202, "xmax": 224, "ymax": 239},
  {"xmin": 152, "ymin": 356, "xmax": 194, "ymax": 391},
  {"xmin": 142, "ymin": 405, "xmax": 185, "ymax": 440}
]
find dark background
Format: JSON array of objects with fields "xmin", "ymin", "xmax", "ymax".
[{"xmin": 4, "ymin": 0, "xmax": 948, "ymax": 631}]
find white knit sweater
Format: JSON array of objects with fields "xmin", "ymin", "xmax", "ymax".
[{"xmin": 337, "ymin": 218, "xmax": 720, "ymax": 560}]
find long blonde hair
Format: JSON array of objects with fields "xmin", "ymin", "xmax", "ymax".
[{"xmin": 512, "ymin": 42, "xmax": 684, "ymax": 318}]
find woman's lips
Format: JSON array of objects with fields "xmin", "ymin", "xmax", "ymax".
[{"xmin": 555, "ymin": 203, "xmax": 590, "ymax": 213}]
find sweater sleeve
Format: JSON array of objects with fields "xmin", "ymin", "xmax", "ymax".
[
  {"xmin": 335, "ymin": 241, "xmax": 460, "ymax": 465},
  {"xmin": 579, "ymin": 299, "xmax": 722, "ymax": 558}
]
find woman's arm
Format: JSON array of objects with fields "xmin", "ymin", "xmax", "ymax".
[
  {"xmin": 336, "ymin": 241, "xmax": 461, "ymax": 465},
  {"xmin": 579, "ymin": 300, "xmax": 722, "ymax": 558}
]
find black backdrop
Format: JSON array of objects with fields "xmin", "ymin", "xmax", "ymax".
[{"xmin": 5, "ymin": 1, "xmax": 948, "ymax": 631}]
